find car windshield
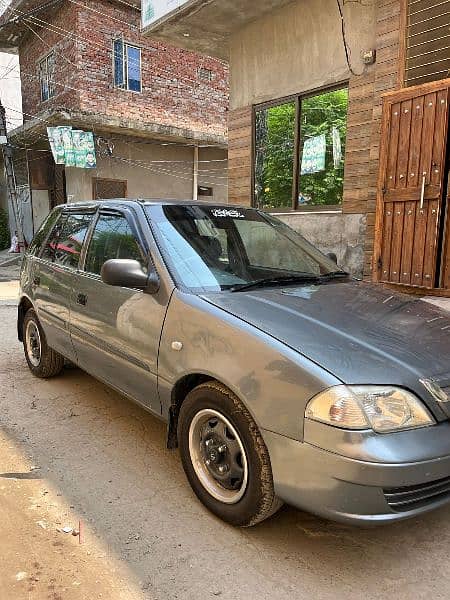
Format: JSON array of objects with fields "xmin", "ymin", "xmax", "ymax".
[{"xmin": 146, "ymin": 205, "xmax": 345, "ymax": 293}]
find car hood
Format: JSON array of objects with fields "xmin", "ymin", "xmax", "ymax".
[{"xmin": 201, "ymin": 280, "xmax": 450, "ymax": 393}]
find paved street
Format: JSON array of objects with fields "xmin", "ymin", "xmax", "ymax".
[{"xmin": 1, "ymin": 287, "xmax": 450, "ymax": 600}]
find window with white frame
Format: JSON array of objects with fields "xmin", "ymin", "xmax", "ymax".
[
  {"xmin": 39, "ymin": 52, "xmax": 56, "ymax": 102},
  {"xmin": 198, "ymin": 67, "xmax": 213, "ymax": 82},
  {"xmin": 113, "ymin": 39, "xmax": 142, "ymax": 92}
]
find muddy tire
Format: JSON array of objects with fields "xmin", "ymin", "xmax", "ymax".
[
  {"xmin": 178, "ymin": 381, "xmax": 283, "ymax": 527},
  {"xmin": 23, "ymin": 309, "xmax": 64, "ymax": 378}
]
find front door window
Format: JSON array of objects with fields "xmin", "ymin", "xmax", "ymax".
[{"xmin": 84, "ymin": 213, "xmax": 146, "ymax": 276}]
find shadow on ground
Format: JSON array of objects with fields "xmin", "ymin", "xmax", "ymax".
[{"xmin": 1, "ymin": 304, "xmax": 450, "ymax": 600}]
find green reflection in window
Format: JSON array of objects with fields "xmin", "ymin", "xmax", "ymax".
[
  {"xmin": 255, "ymin": 101, "xmax": 295, "ymax": 210},
  {"xmin": 299, "ymin": 88, "xmax": 348, "ymax": 207}
]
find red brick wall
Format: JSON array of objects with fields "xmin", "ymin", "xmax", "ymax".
[
  {"xmin": 18, "ymin": 0, "xmax": 229, "ymax": 138},
  {"xmin": 19, "ymin": 2, "xmax": 80, "ymax": 120}
]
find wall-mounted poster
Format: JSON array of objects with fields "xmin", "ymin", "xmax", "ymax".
[
  {"xmin": 47, "ymin": 126, "xmax": 67, "ymax": 164},
  {"xmin": 142, "ymin": 0, "xmax": 189, "ymax": 28},
  {"xmin": 47, "ymin": 127, "xmax": 97, "ymax": 169},
  {"xmin": 72, "ymin": 130, "xmax": 86, "ymax": 168},
  {"xmin": 301, "ymin": 134, "xmax": 326, "ymax": 175},
  {"xmin": 83, "ymin": 132, "xmax": 97, "ymax": 169},
  {"xmin": 61, "ymin": 126, "xmax": 75, "ymax": 167}
]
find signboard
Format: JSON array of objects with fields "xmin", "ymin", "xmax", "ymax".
[
  {"xmin": 47, "ymin": 127, "xmax": 97, "ymax": 169},
  {"xmin": 301, "ymin": 134, "xmax": 326, "ymax": 175},
  {"xmin": 142, "ymin": 0, "xmax": 190, "ymax": 28}
]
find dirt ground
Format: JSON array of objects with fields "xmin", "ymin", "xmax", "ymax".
[{"xmin": 2, "ymin": 286, "xmax": 450, "ymax": 600}]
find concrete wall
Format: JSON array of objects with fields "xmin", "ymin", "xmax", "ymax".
[
  {"xmin": 30, "ymin": 189, "xmax": 49, "ymax": 233},
  {"xmin": 227, "ymin": 0, "xmax": 403, "ymax": 280},
  {"xmin": 65, "ymin": 137, "xmax": 228, "ymax": 203},
  {"xmin": 277, "ymin": 212, "xmax": 367, "ymax": 278},
  {"xmin": 229, "ymin": 0, "xmax": 375, "ymax": 109}
]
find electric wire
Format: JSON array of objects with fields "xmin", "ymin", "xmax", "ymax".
[
  {"xmin": 336, "ymin": 0, "xmax": 364, "ymax": 77},
  {"xmin": 0, "ymin": 0, "xmax": 228, "ymax": 188}
]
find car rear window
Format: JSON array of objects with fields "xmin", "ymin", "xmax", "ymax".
[
  {"xmin": 41, "ymin": 211, "xmax": 93, "ymax": 269},
  {"xmin": 27, "ymin": 209, "xmax": 62, "ymax": 257}
]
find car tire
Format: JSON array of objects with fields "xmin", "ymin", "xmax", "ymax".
[
  {"xmin": 178, "ymin": 381, "xmax": 283, "ymax": 527},
  {"xmin": 23, "ymin": 309, "xmax": 65, "ymax": 378}
]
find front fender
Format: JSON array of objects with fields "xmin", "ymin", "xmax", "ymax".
[{"xmin": 158, "ymin": 290, "xmax": 340, "ymax": 441}]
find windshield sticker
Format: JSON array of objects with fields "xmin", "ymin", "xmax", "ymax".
[{"xmin": 211, "ymin": 209, "xmax": 245, "ymax": 219}]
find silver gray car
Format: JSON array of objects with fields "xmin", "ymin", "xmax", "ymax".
[{"xmin": 18, "ymin": 200, "xmax": 450, "ymax": 527}]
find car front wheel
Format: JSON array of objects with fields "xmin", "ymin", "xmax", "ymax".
[
  {"xmin": 23, "ymin": 309, "xmax": 64, "ymax": 378},
  {"xmin": 178, "ymin": 381, "xmax": 283, "ymax": 527}
]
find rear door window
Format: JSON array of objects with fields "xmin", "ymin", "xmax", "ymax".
[
  {"xmin": 84, "ymin": 212, "xmax": 145, "ymax": 276},
  {"xmin": 41, "ymin": 212, "xmax": 93, "ymax": 269},
  {"xmin": 28, "ymin": 209, "xmax": 62, "ymax": 257}
]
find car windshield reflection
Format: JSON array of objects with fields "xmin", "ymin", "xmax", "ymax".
[{"xmin": 146, "ymin": 205, "xmax": 344, "ymax": 293}]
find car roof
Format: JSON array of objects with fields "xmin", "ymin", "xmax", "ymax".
[{"xmin": 58, "ymin": 199, "xmax": 252, "ymax": 211}]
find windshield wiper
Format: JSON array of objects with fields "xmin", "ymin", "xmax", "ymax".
[
  {"xmin": 229, "ymin": 270, "xmax": 349, "ymax": 292},
  {"xmin": 229, "ymin": 274, "xmax": 321, "ymax": 292},
  {"xmin": 319, "ymin": 270, "xmax": 349, "ymax": 280}
]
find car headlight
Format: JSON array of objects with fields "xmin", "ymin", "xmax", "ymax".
[{"xmin": 305, "ymin": 385, "xmax": 435, "ymax": 433}]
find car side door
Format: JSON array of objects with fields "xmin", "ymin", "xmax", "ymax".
[
  {"xmin": 69, "ymin": 207, "xmax": 165, "ymax": 415},
  {"xmin": 31, "ymin": 209, "xmax": 94, "ymax": 362}
]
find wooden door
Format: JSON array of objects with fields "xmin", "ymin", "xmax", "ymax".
[{"xmin": 374, "ymin": 79, "xmax": 450, "ymax": 290}]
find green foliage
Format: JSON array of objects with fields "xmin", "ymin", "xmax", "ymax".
[
  {"xmin": 255, "ymin": 88, "xmax": 348, "ymax": 209},
  {"xmin": 0, "ymin": 207, "xmax": 10, "ymax": 250},
  {"xmin": 255, "ymin": 102, "xmax": 296, "ymax": 209},
  {"xmin": 300, "ymin": 89, "xmax": 348, "ymax": 206}
]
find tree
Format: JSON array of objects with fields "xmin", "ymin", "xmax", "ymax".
[
  {"xmin": 255, "ymin": 102, "xmax": 295, "ymax": 209},
  {"xmin": 255, "ymin": 89, "xmax": 348, "ymax": 209},
  {"xmin": 0, "ymin": 207, "xmax": 10, "ymax": 250},
  {"xmin": 300, "ymin": 89, "xmax": 348, "ymax": 206}
]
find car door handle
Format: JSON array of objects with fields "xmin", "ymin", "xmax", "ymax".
[
  {"xmin": 76, "ymin": 293, "xmax": 87, "ymax": 306},
  {"xmin": 33, "ymin": 275, "xmax": 40, "ymax": 286}
]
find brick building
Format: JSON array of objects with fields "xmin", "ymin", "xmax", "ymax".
[
  {"xmin": 143, "ymin": 0, "xmax": 450, "ymax": 294},
  {"xmin": 0, "ymin": 0, "xmax": 229, "ymax": 239}
]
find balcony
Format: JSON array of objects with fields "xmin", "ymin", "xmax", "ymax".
[{"xmin": 141, "ymin": 0, "xmax": 295, "ymax": 60}]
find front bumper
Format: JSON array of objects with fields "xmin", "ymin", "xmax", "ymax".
[{"xmin": 262, "ymin": 425, "xmax": 450, "ymax": 525}]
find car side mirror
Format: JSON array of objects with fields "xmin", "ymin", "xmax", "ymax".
[
  {"xmin": 327, "ymin": 252, "xmax": 338, "ymax": 264},
  {"xmin": 101, "ymin": 259, "xmax": 160, "ymax": 294}
]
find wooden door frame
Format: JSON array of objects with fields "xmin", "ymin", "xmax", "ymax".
[{"xmin": 373, "ymin": 77, "xmax": 450, "ymax": 297}]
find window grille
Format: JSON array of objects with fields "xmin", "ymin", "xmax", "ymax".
[
  {"xmin": 39, "ymin": 52, "xmax": 56, "ymax": 102},
  {"xmin": 198, "ymin": 67, "xmax": 213, "ymax": 82}
]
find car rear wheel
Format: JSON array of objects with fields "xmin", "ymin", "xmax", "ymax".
[
  {"xmin": 23, "ymin": 309, "xmax": 64, "ymax": 378},
  {"xmin": 178, "ymin": 381, "xmax": 283, "ymax": 526}
]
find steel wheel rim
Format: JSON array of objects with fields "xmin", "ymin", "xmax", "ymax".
[
  {"xmin": 25, "ymin": 320, "xmax": 41, "ymax": 367},
  {"xmin": 188, "ymin": 408, "xmax": 248, "ymax": 505}
]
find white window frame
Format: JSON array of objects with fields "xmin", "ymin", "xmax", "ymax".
[
  {"xmin": 113, "ymin": 39, "xmax": 142, "ymax": 93},
  {"xmin": 39, "ymin": 51, "xmax": 56, "ymax": 102}
]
